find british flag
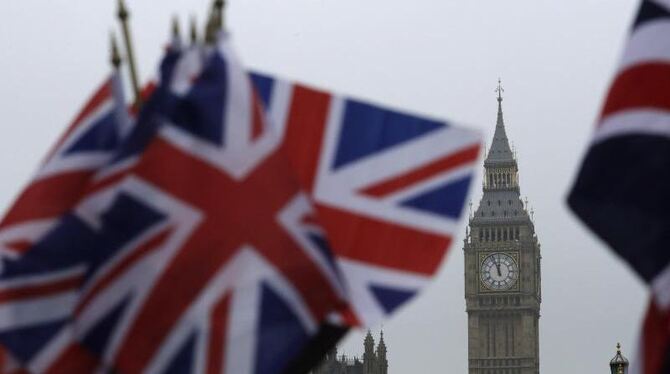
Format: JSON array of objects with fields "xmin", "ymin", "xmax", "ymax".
[
  {"xmin": 0, "ymin": 32, "xmax": 481, "ymax": 373},
  {"xmin": 251, "ymin": 71, "xmax": 482, "ymax": 326},
  {"xmin": 0, "ymin": 68, "xmax": 131, "ymax": 350},
  {"xmin": 0, "ymin": 71, "xmax": 131, "ymax": 257},
  {"xmin": 568, "ymin": 1, "xmax": 670, "ymax": 373}
]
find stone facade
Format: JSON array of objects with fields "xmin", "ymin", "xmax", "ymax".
[
  {"xmin": 463, "ymin": 84, "xmax": 542, "ymax": 374},
  {"xmin": 311, "ymin": 331, "xmax": 388, "ymax": 374}
]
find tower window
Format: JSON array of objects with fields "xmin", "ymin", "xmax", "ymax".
[
  {"xmin": 508, "ymin": 200, "xmax": 512, "ymax": 205},
  {"xmin": 487, "ymin": 200, "xmax": 491, "ymax": 206},
  {"xmin": 498, "ymin": 200, "xmax": 501, "ymax": 206}
]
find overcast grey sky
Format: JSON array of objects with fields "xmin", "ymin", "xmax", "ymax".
[{"xmin": 0, "ymin": 1, "xmax": 647, "ymax": 373}]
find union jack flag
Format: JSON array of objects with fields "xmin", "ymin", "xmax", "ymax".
[
  {"xmin": 0, "ymin": 70, "xmax": 132, "ymax": 373},
  {"xmin": 568, "ymin": 1, "xmax": 670, "ymax": 373},
  {"xmin": 0, "ymin": 45, "xmax": 168, "ymax": 372},
  {"xmin": 0, "ymin": 32, "xmax": 481, "ymax": 373},
  {"xmin": 0, "ymin": 72, "xmax": 131, "ymax": 257},
  {"xmin": 251, "ymin": 71, "xmax": 481, "ymax": 326}
]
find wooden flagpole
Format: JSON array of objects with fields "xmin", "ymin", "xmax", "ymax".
[
  {"xmin": 214, "ymin": 0, "xmax": 225, "ymax": 30},
  {"xmin": 116, "ymin": 0, "xmax": 142, "ymax": 108},
  {"xmin": 172, "ymin": 16, "xmax": 181, "ymax": 42},
  {"xmin": 205, "ymin": 0, "xmax": 225, "ymax": 44},
  {"xmin": 110, "ymin": 33, "xmax": 122, "ymax": 70},
  {"xmin": 190, "ymin": 15, "xmax": 198, "ymax": 45}
]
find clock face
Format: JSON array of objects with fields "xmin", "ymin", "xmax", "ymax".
[{"xmin": 480, "ymin": 253, "xmax": 519, "ymax": 291}]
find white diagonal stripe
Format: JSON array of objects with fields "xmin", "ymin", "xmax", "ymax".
[{"xmin": 594, "ymin": 109, "xmax": 670, "ymax": 144}]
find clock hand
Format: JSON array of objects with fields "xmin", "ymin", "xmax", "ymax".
[{"xmin": 495, "ymin": 263, "xmax": 502, "ymax": 277}]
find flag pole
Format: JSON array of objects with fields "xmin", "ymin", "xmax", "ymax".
[
  {"xmin": 205, "ymin": 0, "xmax": 225, "ymax": 44},
  {"xmin": 110, "ymin": 33, "xmax": 122, "ymax": 70},
  {"xmin": 190, "ymin": 15, "xmax": 198, "ymax": 45},
  {"xmin": 214, "ymin": 0, "xmax": 225, "ymax": 30},
  {"xmin": 172, "ymin": 16, "xmax": 181, "ymax": 42},
  {"xmin": 117, "ymin": 0, "xmax": 142, "ymax": 108},
  {"xmin": 204, "ymin": 12, "xmax": 218, "ymax": 44}
]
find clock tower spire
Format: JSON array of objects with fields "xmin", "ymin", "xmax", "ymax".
[{"xmin": 463, "ymin": 82, "xmax": 542, "ymax": 374}]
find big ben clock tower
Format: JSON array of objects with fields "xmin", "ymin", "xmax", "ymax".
[{"xmin": 463, "ymin": 82, "xmax": 541, "ymax": 374}]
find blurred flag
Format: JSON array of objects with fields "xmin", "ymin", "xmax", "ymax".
[
  {"xmin": 0, "ymin": 72, "xmax": 131, "ymax": 256},
  {"xmin": 251, "ymin": 71, "xmax": 482, "ymax": 326},
  {"xmin": 0, "ymin": 33, "xmax": 342, "ymax": 374},
  {"xmin": 0, "ymin": 36, "xmax": 185, "ymax": 372},
  {"xmin": 568, "ymin": 1, "xmax": 670, "ymax": 373},
  {"xmin": 0, "ymin": 36, "xmax": 197, "ymax": 372},
  {"xmin": 0, "ymin": 31, "xmax": 481, "ymax": 373},
  {"xmin": 0, "ymin": 72, "xmax": 132, "ymax": 373},
  {"xmin": 251, "ymin": 71, "xmax": 481, "ymax": 372}
]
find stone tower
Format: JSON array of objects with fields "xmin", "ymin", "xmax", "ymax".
[
  {"xmin": 363, "ymin": 330, "xmax": 376, "ymax": 373},
  {"xmin": 463, "ymin": 82, "xmax": 541, "ymax": 374},
  {"xmin": 376, "ymin": 331, "xmax": 388, "ymax": 374}
]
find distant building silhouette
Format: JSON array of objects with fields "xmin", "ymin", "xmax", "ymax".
[{"xmin": 311, "ymin": 330, "xmax": 388, "ymax": 374}]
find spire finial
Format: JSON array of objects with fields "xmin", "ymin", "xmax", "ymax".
[
  {"xmin": 494, "ymin": 78, "xmax": 505, "ymax": 129},
  {"xmin": 496, "ymin": 78, "xmax": 504, "ymax": 103},
  {"xmin": 617, "ymin": 342, "xmax": 621, "ymax": 353}
]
